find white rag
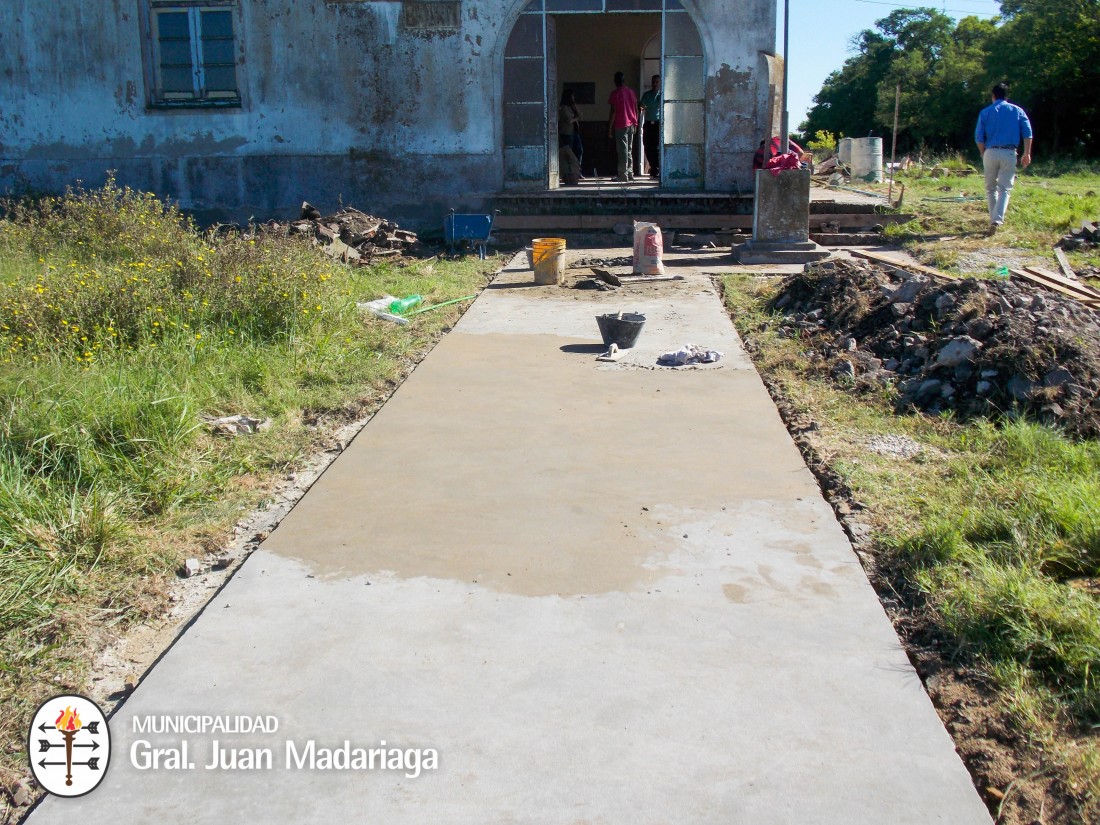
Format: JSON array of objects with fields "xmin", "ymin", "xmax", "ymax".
[{"xmin": 658, "ymin": 344, "xmax": 723, "ymax": 366}]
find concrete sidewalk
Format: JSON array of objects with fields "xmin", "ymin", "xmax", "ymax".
[{"xmin": 31, "ymin": 251, "xmax": 991, "ymax": 824}]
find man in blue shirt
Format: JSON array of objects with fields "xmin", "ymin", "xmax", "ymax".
[{"xmin": 975, "ymin": 82, "xmax": 1033, "ymax": 234}]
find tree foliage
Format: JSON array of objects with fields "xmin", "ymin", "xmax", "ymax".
[
  {"xmin": 799, "ymin": 2, "xmax": 1100, "ymax": 157},
  {"xmin": 989, "ymin": 0, "xmax": 1100, "ymax": 154}
]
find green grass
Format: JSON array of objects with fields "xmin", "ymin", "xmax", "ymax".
[
  {"xmin": 865, "ymin": 163, "xmax": 1100, "ymax": 277},
  {"xmin": 894, "ymin": 422, "xmax": 1100, "ymax": 719},
  {"xmin": 722, "ymin": 274, "xmax": 1100, "ymax": 817},
  {"xmin": 0, "ymin": 180, "xmax": 499, "ymax": 793}
]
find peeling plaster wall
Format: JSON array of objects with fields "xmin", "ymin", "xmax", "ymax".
[
  {"xmin": 0, "ymin": 0, "xmax": 776, "ymax": 224},
  {"xmin": 688, "ymin": 0, "xmax": 776, "ymax": 191},
  {"xmin": 0, "ymin": 0, "xmax": 510, "ymax": 224}
]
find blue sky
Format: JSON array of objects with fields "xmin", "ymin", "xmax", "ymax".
[{"xmin": 777, "ymin": 0, "xmax": 1003, "ymax": 129}]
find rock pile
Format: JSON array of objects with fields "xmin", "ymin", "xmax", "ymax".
[
  {"xmin": 770, "ymin": 258, "xmax": 1100, "ymax": 438},
  {"xmin": 1056, "ymin": 220, "xmax": 1099, "ymax": 252},
  {"xmin": 256, "ymin": 202, "xmax": 423, "ymax": 263}
]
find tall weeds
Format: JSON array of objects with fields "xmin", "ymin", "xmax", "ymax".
[
  {"xmin": 0, "ymin": 179, "xmax": 494, "ymax": 790},
  {"xmin": 0, "ymin": 176, "xmax": 342, "ymax": 363}
]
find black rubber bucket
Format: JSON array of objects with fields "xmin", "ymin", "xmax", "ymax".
[{"xmin": 596, "ymin": 312, "xmax": 646, "ymax": 349}]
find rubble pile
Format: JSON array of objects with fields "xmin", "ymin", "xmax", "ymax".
[
  {"xmin": 1056, "ymin": 220, "xmax": 1099, "ymax": 252},
  {"xmin": 257, "ymin": 201, "xmax": 424, "ymax": 263},
  {"xmin": 770, "ymin": 258, "xmax": 1100, "ymax": 438}
]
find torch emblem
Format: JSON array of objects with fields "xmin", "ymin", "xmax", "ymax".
[{"xmin": 27, "ymin": 695, "xmax": 111, "ymax": 797}]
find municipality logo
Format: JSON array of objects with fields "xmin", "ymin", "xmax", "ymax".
[{"xmin": 27, "ymin": 695, "xmax": 111, "ymax": 797}]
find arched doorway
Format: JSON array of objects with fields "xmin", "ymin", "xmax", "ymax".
[{"xmin": 501, "ymin": 0, "xmax": 704, "ymax": 191}]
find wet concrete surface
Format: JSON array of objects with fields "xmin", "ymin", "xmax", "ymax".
[{"xmin": 28, "ymin": 250, "xmax": 991, "ymax": 824}]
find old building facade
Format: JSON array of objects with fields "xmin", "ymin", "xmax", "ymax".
[{"xmin": 0, "ymin": 0, "xmax": 781, "ymax": 225}]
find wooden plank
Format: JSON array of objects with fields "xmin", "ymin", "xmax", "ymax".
[
  {"xmin": 494, "ymin": 215, "xmax": 579, "ymax": 230},
  {"xmin": 1020, "ymin": 269, "xmax": 1100, "ymax": 303},
  {"xmin": 1022, "ymin": 266, "xmax": 1100, "ymax": 299},
  {"xmin": 810, "ymin": 213, "xmax": 913, "ymax": 227},
  {"xmin": 811, "ymin": 233, "xmax": 885, "ymax": 246},
  {"xmin": 849, "ymin": 249, "xmax": 957, "ymax": 280},
  {"xmin": 495, "ymin": 214, "xmax": 755, "ymax": 230},
  {"xmin": 493, "ymin": 213, "xmax": 910, "ymax": 231},
  {"xmin": 1011, "ymin": 269, "xmax": 1100, "ymax": 307},
  {"xmin": 494, "ymin": 215, "xmax": 747, "ymax": 230},
  {"xmin": 1053, "ymin": 247, "xmax": 1077, "ymax": 280}
]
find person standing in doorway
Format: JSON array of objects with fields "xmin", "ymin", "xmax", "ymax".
[
  {"xmin": 607, "ymin": 71, "xmax": 639, "ymax": 181},
  {"xmin": 638, "ymin": 74, "xmax": 661, "ymax": 178},
  {"xmin": 559, "ymin": 88, "xmax": 584, "ymax": 173},
  {"xmin": 975, "ymin": 82, "xmax": 1033, "ymax": 235}
]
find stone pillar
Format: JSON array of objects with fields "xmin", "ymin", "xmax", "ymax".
[{"xmin": 732, "ymin": 168, "xmax": 829, "ymax": 264}]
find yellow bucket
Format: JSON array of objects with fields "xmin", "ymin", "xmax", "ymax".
[{"xmin": 531, "ymin": 237, "xmax": 566, "ymax": 285}]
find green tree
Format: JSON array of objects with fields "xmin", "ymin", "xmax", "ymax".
[
  {"xmin": 874, "ymin": 10, "xmax": 955, "ymax": 147},
  {"xmin": 933, "ymin": 17, "xmax": 998, "ymax": 148},
  {"xmin": 800, "ymin": 29, "xmax": 894, "ymax": 140},
  {"xmin": 988, "ymin": 0, "xmax": 1100, "ymax": 154},
  {"xmin": 802, "ymin": 9, "xmax": 966, "ymax": 151},
  {"xmin": 799, "ymin": 3, "xmax": 1100, "ymax": 158},
  {"xmin": 878, "ymin": 14, "xmax": 994, "ymax": 151}
]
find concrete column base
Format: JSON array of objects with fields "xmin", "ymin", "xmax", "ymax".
[{"xmin": 732, "ymin": 239, "xmax": 831, "ymax": 265}]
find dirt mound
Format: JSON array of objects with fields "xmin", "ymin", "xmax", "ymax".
[{"xmin": 771, "ymin": 258, "xmax": 1100, "ymax": 438}]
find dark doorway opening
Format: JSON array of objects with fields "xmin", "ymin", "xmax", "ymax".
[{"xmin": 553, "ymin": 14, "xmax": 660, "ymax": 182}]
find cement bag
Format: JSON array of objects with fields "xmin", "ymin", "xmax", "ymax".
[
  {"xmin": 559, "ymin": 145, "xmax": 581, "ymax": 185},
  {"xmin": 632, "ymin": 221, "xmax": 664, "ymax": 275}
]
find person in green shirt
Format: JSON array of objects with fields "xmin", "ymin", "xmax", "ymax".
[{"xmin": 638, "ymin": 74, "xmax": 661, "ymax": 178}]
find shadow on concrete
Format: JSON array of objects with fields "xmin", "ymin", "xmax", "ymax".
[
  {"xmin": 486, "ymin": 278, "xmax": 542, "ymax": 290},
  {"xmin": 559, "ymin": 344, "xmax": 606, "ymax": 355},
  {"xmin": 665, "ymin": 256, "xmax": 730, "ymax": 269}
]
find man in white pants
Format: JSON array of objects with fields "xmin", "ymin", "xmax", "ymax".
[{"xmin": 975, "ymin": 82, "xmax": 1033, "ymax": 235}]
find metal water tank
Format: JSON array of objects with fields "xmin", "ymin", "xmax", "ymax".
[{"xmin": 850, "ymin": 137, "xmax": 883, "ymax": 182}]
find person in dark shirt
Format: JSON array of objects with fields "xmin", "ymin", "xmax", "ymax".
[{"xmin": 638, "ymin": 75, "xmax": 661, "ymax": 178}]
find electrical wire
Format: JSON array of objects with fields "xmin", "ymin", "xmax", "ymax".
[{"xmin": 850, "ymin": 0, "xmax": 997, "ymax": 16}]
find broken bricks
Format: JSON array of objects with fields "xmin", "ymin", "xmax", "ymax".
[
  {"xmin": 264, "ymin": 202, "xmax": 422, "ymax": 263},
  {"xmin": 1055, "ymin": 218, "xmax": 1100, "ymax": 251}
]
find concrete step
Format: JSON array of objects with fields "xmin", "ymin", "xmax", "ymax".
[{"xmin": 811, "ymin": 232, "xmax": 891, "ymax": 246}]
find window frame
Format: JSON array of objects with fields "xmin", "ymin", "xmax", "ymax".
[{"xmin": 144, "ymin": 0, "xmax": 242, "ymax": 109}]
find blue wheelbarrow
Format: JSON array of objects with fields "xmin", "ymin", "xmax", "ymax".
[{"xmin": 444, "ymin": 209, "xmax": 497, "ymax": 259}]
